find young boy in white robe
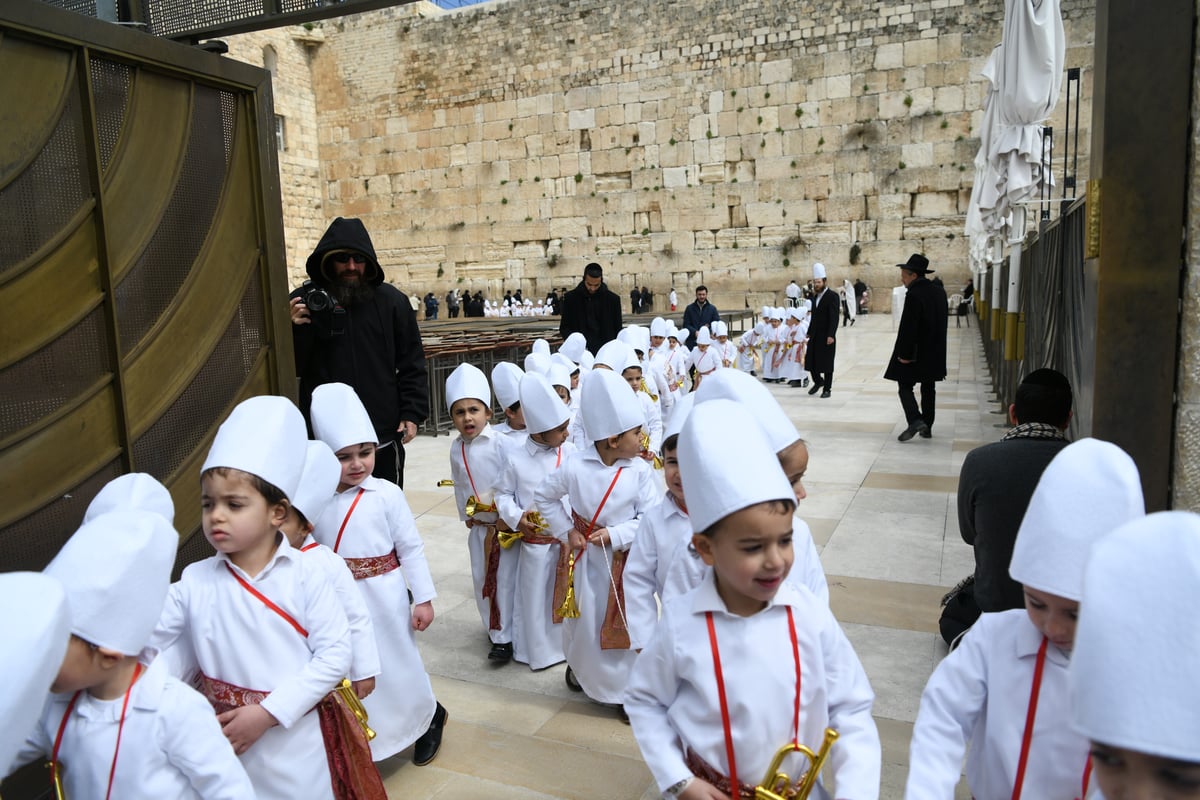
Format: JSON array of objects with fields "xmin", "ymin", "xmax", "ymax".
[
  {"xmin": 625, "ymin": 399, "xmax": 881, "ymax": 799},
  {"xmin": 310, "ymin": 383, "xmax": 446, "ymax": 765},
  {"xmin": 149, "ymin": 396, "xmax": 357, "ymax": 800},
  {"xmin": 13, "ymin": 511, "xmax": 255, "ymax": 799},
  {"xmin": 664, "ymin": 326, "xmax": 692, "ymax": 396},
  {"xmin": 785, "ymin": 307, "xmax": 810, "ymax": 388},
  {"xmin": 907, "ymin": 439, "xmax": 1145, "ymax": 800},
  {"xmin": 737, "ymin": 323, "xmax": 762, "ymax": 375},
  {"xmin": 596, "ymin": 339, "xmax": 663, "ymax": 461},
  {"xmin": 1070, "ymin": 511, "xmax": 1200, "ymax": 800},
  {"xmin": 446, "ymin": 363, "xmax": 519, "ymax": 664},
  {"xmin": 689, "ymin": 327, "xmax": 721, "ymax": 390},
  {"xmin": 712, "ymin": 321, "xmax": 737, "ymax": 370},
  {"xmin": 761, "ymin": 310, "xmax": 786, "ymax": 383},
  {"xmin": 496, "ymin": 372, "xmax": 577, "ymax": 670},
  {"xmin": 534, "ymin": 368, "xmax": 659, "ymax": 711},
  {"xmin": 490, "ymin": 361, "xmax": 529, "ymax": 445}
]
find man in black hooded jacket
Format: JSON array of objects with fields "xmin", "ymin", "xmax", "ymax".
[{"xmin": 289, "ymin": 217, "xmax": 429, "ymax": 487}]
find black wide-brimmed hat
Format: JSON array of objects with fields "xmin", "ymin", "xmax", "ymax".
[{"xmin": 896, "ymin": 253, "xmax": 933, "ymax": 274}]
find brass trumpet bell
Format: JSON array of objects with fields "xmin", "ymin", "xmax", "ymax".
[
  {"xmin": 496, "ymin": 529, "xmax": 524, "ymax": 549},
  {"xmin": 640, "ymin": 431, "xmax": 664, "ymax": 470},
  {"xmin": 527, "ymin": 511, "xmax": 549, "ymax": 533},
  {"xmin": 465, "ymin": 495, "xmax": 496, "ymax": 517},
  {"xmin": 437, "ymin": 479, "xmax": 455, "ymax": 487},
  {"xmin": 755, "ymin": 728, "xmax": 839, "ymax": 800},
  {"xmin": 337, "ymin": 678, "xmax": 376, "ymax": 741}
]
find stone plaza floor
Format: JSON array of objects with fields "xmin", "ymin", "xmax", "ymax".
[{"xmin": 377, "ymin": 311, "xmax": 992, "ymax": 799}]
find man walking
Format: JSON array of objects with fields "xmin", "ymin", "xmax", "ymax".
[
  {"xmin": 805, "ymin": 263, "xmax": 839, "ymax": 398},
  {"xmin": 681, "ymin": 285, "xmax": 720, "ymax": 349},
  {"xmin": 559, "ymin": 262, "xmax": 623, "ymax": 354},
  {"xmin": 885, "ymin": 253, "xmax": 948, "ymax": 440},
  {"xmin": 785, "ymin": 278, "xmax": 802, "ymax": 307}
]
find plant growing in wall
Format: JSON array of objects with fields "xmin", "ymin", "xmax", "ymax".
[{"xmin": 849, "ymin": 243, "xmax": 861, "ymax": 265}]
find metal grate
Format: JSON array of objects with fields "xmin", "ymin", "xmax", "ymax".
[
  {"xmin": 220, "ymin": 89, "xmax": 236, "ymax": 164},
  {"xmin": 0, "ymin": 82, "xmax": 91, "ymax": 273},
  {"xmin": 114, "ymin": 83, "xmax": 228, "ymax": 351},
  {"xmin": 0, "ymin": 459, "xmax": 122, "ymax": 572},
  {"xmin": 144, "ymin": 0, "xmax": 271, "ymax": 37},
  {"xmin": 131, "ymin": 274, "xmax": 266, "ymax": 478},
  {"xmin": 0, "ymin": 307, "xmax": 110, "ymax": 442},
  {"xmin": 89, "ymin": 57, "xmax": 132, "ymax": 174}
]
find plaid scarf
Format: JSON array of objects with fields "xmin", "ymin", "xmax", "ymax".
[{"xmin": 1003, "ymin": 422, "xmax": 1068, "ymax": 441}]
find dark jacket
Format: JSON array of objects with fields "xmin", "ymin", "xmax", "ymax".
[
  {"xmin": 681, "ymin": 301, "xmax": 720, "ymax": 349},
  {"xmin": 805, "ymin": 287, "xmax": 839, "ymax": 373},
  {"xmin": 292, "ymin": 217, "xmax": 429, "ymax": 443},
  {"xmin": 559, "ymin": 280, "xmax": 623, "ymax": 354},
  {"xmin": 884, "ymin": 276, "xmax": 948, "ymax": 383}
]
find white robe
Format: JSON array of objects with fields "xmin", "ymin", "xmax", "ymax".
[
  {"xmin": 907, "ymin": 610, "xmax": 1093, "ymax": 800},
  {"xmin": 622, "ymin": 492, "xmax": 691, "ymax": 651},
  {"xmin": 16, "ymin": 655, "xmax": 254, "ymax": 800},
  {"xmin": 690, "ymin": 347, "xmax": 721, "ymax": 384},
  {"xmin": 643, "ymin": 352, "xmax": 675, "ymax": 418},
  {"xmin": 737, "ymin": 330, "xmax": 759, "ymax": 373},
  {"xmin": 534, "ymin": 446, "xmax": 660, "ymax": 704},
  {"xmin": 496, "ymin": 437, "xmax": 578, "ymax": 670},
  {"xmin": 313, "ymin": 477, "xmax": 437, "ymax": 759},
  {"xmin": 715, "ymin": 340, "xmax": 737, "ymax": 370},
  {"xmin": 449, "ymin": 424, "xmax": 518, "ymax": 645},
  {"xmin": 625, "ymin": 572, "xmax": 881, "ymax": 799},
  {"xmin": 638, "ymin": 389, "xmax": 663, "ymax": 454},
  {"xmin": 150, "ymin": 543, "xmax": 351, "ymax": 800},
  {"xmin": 782, "ymin": 323, "xmax": 805, "ymax": 381},
  {"xmin": 298, "ymin": 535, "xmax": 381, "ymax": 682},
  {"xmin": 664, "ymin": 346, "xmax": 691, "ymax": 395}
]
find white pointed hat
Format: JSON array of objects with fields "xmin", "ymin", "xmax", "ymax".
[
  {"xmin": 547, "ymin": 363, "xmax": 572, "ymax": 392},
  {"xmin": 311, "ymin": 382, "xmax": 378, "ymax": 453},
  {"xmin": 595, "ymin": 340, "xmax": 636, "ymax": 372},
  {"xmin": 521, "ymin": 372, "xmax": 570, "ymax": 434},
  {"xmin": 581, "ymin": 367, "xmax": 643, "ymax": 440},
  {"xmin": 552, "ymin": 352, "xmax": 579, "ymax": 375},
  {"xmin": 1009, "ymin": 439, "xmax": 1144, "ymax": 601},
  {"xmin": 203, "ymin": 395, "xmax": 308, "ymax": 499},
  {"xmin": 446, "ymin": 362, "xmax": 491, "ymax": 410},
  {"xmin": 787, "ymin": 307, "xmax": 802, "ymax": 321},
  {"xmin": 761, "ymin": 305, "xmax": 772, "ymax": 317},
  {"xmin": 292, "ymin": 440, "xmax": 341, "ymax": 525},
  {"xmin": 532, "ymin": 338, "xmax": 551, "ymax": 357},
  {"xmin": 524, "ymin": 352, "xmax": 551, "ymax": 375},
  {"xmin": 491, "ymin": 361, "xmax": 524, "ymax": 409},
  {"xmin": 668, "ymin": 325, "xmax": 685, "ymax": 341},
  {"xmin": 44, "ymin": 510, "xmax": 177, "ymax": 655},
  {"xmin": 813, "ymin": 262, "xmax": 827, "ymax": 280},
  {"xmin": 696, "ymin": 369, "xmax": 802, "ymax": 453},
  {"xmin": 579, "ymin": 350, "xmax": 595, "ymax": 370},
  {"xmin": 695, "ymin": 326, "xmax": 713, "ymax": 346},
  {"xmin": 84, "ymin": 473, "xmax": 175, "ymax": 525},
  {"xmin": 1071, "ymin": 511, "xmax": 1200, "ymax": 761},
  {"xmin": 650, "ymin": 317, "xmax": 669, "ymax": 338},
  {"xmin": 0, "ymin": 572, "xmax": 69, "ymax": 776},
  {"xmin": 559, "ymin": 332, "xmax": 588, "ymax": 364},
  {"xmin": 617, "ymin": 327, "xmax": 638, "ymax": 349},
  {"xmin": 663, "ymin": 393, "xmax": 696, "ymax": 442},
  {"xmin": 679, "ymin": 398, "xmax": 793, "ymax": 533},
  {"xmin": 712, "ymin": 320, "xmax": 728, "ymax": 338}
]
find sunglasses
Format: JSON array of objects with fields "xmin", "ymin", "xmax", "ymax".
[{"xmin": 331, "ymin": 253, "xmax": 368, "ymax": 266}]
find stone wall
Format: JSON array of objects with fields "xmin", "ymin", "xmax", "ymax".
[{"xmin": 1175, "ymin": 15, "xmax": 1200, "ymax": 513}]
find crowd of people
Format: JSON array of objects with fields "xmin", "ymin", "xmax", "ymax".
[{"xmin": 5, "ymin": 220, "xmax": 1194, "ymax": 800}]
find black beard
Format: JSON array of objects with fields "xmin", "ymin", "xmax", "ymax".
[{"xmin": 332, "ymin": 279, "xmax": 375, "ymax": 307}]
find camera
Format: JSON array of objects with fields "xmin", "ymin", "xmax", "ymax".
[{"xmin": 300, "ymin": 280, "xmax": 345, "ymax": 339}]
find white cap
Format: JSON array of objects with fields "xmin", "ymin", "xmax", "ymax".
[
  {"xmin": 45, "ymin": 510, "xmax": 177, "ymax": 656},
  {"xmin": 630, "ymin": 325, "xmax": 651, "ymax": 354},
  {"xmin": 524, "ymin": 352, "xmax": 552, "ymax": 375},
  {"xmin": 669, "ymin": 325, "xmax": 685, "ymax": 341},
  {"xmin": 754, "ymin": 322, "xmax": 768, "ymax": 336},
  {"xmin": 761, "ymin": 305, "xmax": 771, "ymax": 317},
  {"xmin": 311, "ymin": 382, "xmax": 379, "ymax": 454},
  {"xmin": 547, "ymin": 363, "xmax": 572, "ymax": 392},
  {"xmin": 203, "ymin": 395, "xmax": 308, "ymax": 499},
  {"xmin": 532, "ymin": 338, "xmax": 551, "ymax": 357},
  {"xmin": 595, "ymin": 340, "xmax": 636, "ymax": 371},
  {"xmin": 617, "ymin": 327, "xmax": 638, "ymax": 349},
  {"xmin": 520, "ymin": 372, "xmax": 570, "ymax": 434},
  {"xmin": 293, "ymin": 441, "xmax": 341, "ymax": 524},
  {"xmin": 491, "ymin": 362, "xmax": 524, "ymax": 409},
  {"xmin": 775, "ymin": 307, "xmax": 788, "ymax": 320},
  {"xmin": 813, "ymin": 262, "xmax": 827, "ymax": 280},
  {"xmin": 84, "ymin": 473, "xmax": 175, "ymax": 525},
  {"xmin": 679, "ymin": 399, "xmax": 793, "ymax": 533},
  {"xmin": 0, "ymin": 573, "xmax": 70, "ymax": 776},
  {"xmin": 663, "ymin": 393, "xmax": 696, "ymax": 442},
  {"xmin": 581, "ymin": 368, "xmax": 643, "ymax": 440},
  {"xmin": 446, "ymin": 362, "xmax": 491, "ymax": 410},
  {"xmin": 1071, "ymin": 511, "xmax": 1200, "ymax": 761},
  {"xmin": 552, "ymin": 352, "xmax": 579, "ymax": 375},
  {"xmin": 696, "ymin": 326, "xmax": 713, "ymax": 346},
  {"xmin": 788, "ymin": 307, "xmax": 802, "ymax": 321},
  {"xmin": 1009, "ymin": 439, "xmax": 1145, "ymax": 600},
  {"xmin": 580, "ymin": 350, "xmax": 595, "ymax": 370},
  {"xmin": 696, "ymin": 369, "xmax": 802, "ymax": 453},
  {"xmin": 712, "ymin": 320, "xmax": 728, "ymax": 338},
  {"xmin": 560, "ymin": 332, "xmax": 588, "ymax": 363},
  {"xmin": 650, "ymin": 317, "xmax": 669, "ymax": 338}
]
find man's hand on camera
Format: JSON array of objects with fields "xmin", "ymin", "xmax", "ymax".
[
  {"xmin": 398, "ymin": 420, "xmax": 417, "ymax": 444},
  {"xmin": 290, "ymin": 296, "xmax": 311, "ymax": 325}
]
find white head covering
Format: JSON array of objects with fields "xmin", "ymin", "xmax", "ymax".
[
  {"xmin": 595, "ymin": 340, "xmax": 636, "ymax": 372},
  {"xmin": 311, "ymin": 382, "xmax": 378, "ymax": 453},
  {"xmin": 532, "ymin": 338, "xmax": 550, "ymax": 357},
  {"xmin": 812, "ymin": 262, "xmax": 827, "ymax": 280},
  {"xmin": 552, "ymin": 352, "xmax": 579, "ymax": 375},
  {"xmin": 491, "ymin": 362, "xmax": 524, "ymax": 409},
  {"xmin": 754, "ymin": 322, "xmax": 768, "ymax": 336},
  {"xmin": 1009, "ymin": 439, "xmax": 1145, "ymax": 600},
  {"xmin": 663, "ymin": 393, "xmax": 696, "ymax": 442},
  {"xmin": 650, "ymin": 317, "xmax": 669, "ymax": 338},
  {"xmin": 695, "ymin": 326, "xmax": 713, "ymax": 346},
  {"xmin": 579, "ymin": 350, "xmax": 595, "ymax": 370},
  {"xmin": 631, "ymin": 325, "xmax": 651, "ymax": 355},
  {"xmin": 44, "ymin": 510, "xmax": 177, "ymax": 655},
  {"xmin": 581, "ymin": 368, "xmax": 643, "ymax": 440},
  {"xmin": 712, "ymin": 320, "xmax": 728, "ymax": 338},
  {"xmin": 679, "ymin": 399, "xmax": 792, "ymax": 533},
  {"xmin": 203, "ymin": 395, "xmax": 308, "ymax": 499},
  {"xmin": 520, "ymin": 372, "xmax": 570, "ymax": 434},
  {"xmin": 547, "ymin": 363, "xmax": 572, "ymax": 392},
  {"xmin": 696, "ymin": 369, "xmax": 802, "ymax": 453},
  {"xmin": 446, "ymin": 362, "xmax": 491, "ymax": 410},
  {"xmin": 0, "ymin": 572, "xmax": 70, "ymax": 776},
  {"xmin": 1071, "ymin": 511, "xmax": 1200, "ymax": 761},
  {"xmin": 524, "ymin": 352, "xmax": 552, "ymax": 375},
  {"xmin": 84, "ymin": 473, "xmax": 175, "ymax": 525},
  {"xmin": 292, "ymin": 441, "xmax": 341, "ymax": 525},
  {"xmin": 617, "ymin": 327, "xmax": 638, "ymax": 350},
  {"xmin": 761, "ymin": 305, "xmax": 771, "ymax": 318},
  {"xmin": 484, "ymin": 299, "xmax": 492, "ymax": 308},
  {"xmin": 559, "ymin": 332, "xmax": 588, "ymax": 364},
  {"xmin": 668, "ymin": 325, "xmax": 685, "ymax": 342},
  {"xmin": 787, "ymin": 307, "xmax": 803, "ymax": 322},
  {"xmin": 803, "ymin": 299, "xmax": 813, "ymax": 313}
]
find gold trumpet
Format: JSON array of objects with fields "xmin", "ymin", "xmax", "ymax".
[
  {"xmin": 640, "ymin": 431, "xmax": 664, "ymax": 470},
  {"xmin": 437, "ymin": 479, "xmax": 455, "ymax": 487},
  {"xmin": 465, "ymin": 495, "xmax": 497, "ymax": 517},
  {"xmin": 337, "ymin": 678, "xmax": 376, "ymax": 741},
  {"xmin": 48, "ymin": 760, "xmax": 66, "ymax": 800},
  {"xmin": 755, "ymin": 728, "xmax": 839, "ymax": 800},
  {"xmin": 496, "ymin": 529, "xmax": 524, "ymax": 548},
  {"xmin": 557, "ymin": 551, "xmax": 581, "ymax": 619}
]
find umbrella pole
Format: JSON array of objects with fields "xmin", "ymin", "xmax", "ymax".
[
  {"xmin": 1004, "ymin": 207, "xmax": 1026, "ymax": 360},
  {"xmin": 990, "ymin": 236, "xmax": 1004, "ymax": 340}
]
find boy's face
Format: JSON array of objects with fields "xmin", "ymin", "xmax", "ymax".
[
  {"xmin": 531, "ymin": 419, "xmax": 570, "ymax": 449},
  {"xmin": 570, "ymin": 371, "xmax": 580, "ymax": 390},
  {"xmin": 1090, "ymin": 742, "xmax": 1200, "ymax": 800},
  {"xmin": 777, "ymin": 441, "xmax": 809, "ymax": 502},
  {"xmin": 280, "ymin": 506, "xmax": 313, "ymax": 549},
  {"xmin": 335, "ymin": 443, "xmax": 376, "ymax": 491},
  {"xmin": 554, "ymin": 385, "xmax": 571, "ymax": 404},
  {"xmin": 607, "ymin": 426, "xmax": 643, "ymax": 460},
  {"xmin": 1023, "ymin": 586, "xmax": 1079, "ymax": 651},
  {"xmin": 717, "ymin": 335, "xmax": 729, "ymax": 344},
  {"xmin": 451, "ymin": 397, "xmax": 490, "ymax": 440},
  {"xmin": 51, "ymin": 635, "xmax": 113, "ymax": 695},
  {"xmin": 622, "ymin": 367, "xmax": 643, "ymax": 393},
  {"xmin": 651, "ymin": 335, "xmax": 665, "ymax": 349},
  {"xmin": 505, "ymin": 405, "xmax": 527, "ymax": 430},
  {"xmin": 663, "ymin": 446, "xmax": 684, "ymax": 505},
  {"xmin": 693, "ymin": 503, "xmax": 794, "ymax": 617},
  {"xmin": 201, "ymin": 471, "xmax": 286, "ymax": 557}
]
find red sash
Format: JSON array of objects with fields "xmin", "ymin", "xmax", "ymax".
[{"xmin": 344, "ymin": 552, "xmax": 401, "ymax": 580}]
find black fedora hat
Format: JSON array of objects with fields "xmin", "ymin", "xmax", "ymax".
[{"xmin": 896, "ymin": 253, "xmax": 933, "ymax": 274}]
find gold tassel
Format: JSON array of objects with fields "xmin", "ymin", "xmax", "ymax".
[{"xmin": 557, "ymin": 554, "xmax": 581, "ymax": 618}]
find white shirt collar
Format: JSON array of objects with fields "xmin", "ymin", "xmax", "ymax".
[{"xmin": 689, "ymin": 567, "xmax": 804, "ymax": 617}]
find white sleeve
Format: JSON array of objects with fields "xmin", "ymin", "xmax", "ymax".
[
  {"xmin": 624, "ymin": 612, "xmax": 693, "ymax": 793},
  {"xmin": 606, "ymin": 469, "xmax": 658, "ymax": 551},
  {"xmin": 644, "ymin": 397, "xmax": 663, "ymax": 454},
  {"xmin": 325, "ymin": 552, "xmax": 382, "ymax": 680},
  {"xmin": 624, "ymin": 512, "xmax": 661, "ymax": 651},
  {"xmin": 389, "ymin": 489, "xmax": 437, "ymax": 605},
  {"xmin": 820, "ymin": 606, "xmax": 883, "ymax": 800},
  {"xmin": 448, "ymin": 443, "xmax": 470, "ymax": 523},
  {"xmin": 148, "ymin": 577, "xmax": 189, "ymax": 655},
  {"xmin": 495, "ymin": 451, "xmax": 525, "ymax": 532},
  {"xmin": 161, "ymin": 680, "xmax": 258, "ymax": 799},
  {"xmin": 534, "ymin": 462, "xmax": 573, "ymax": 543}
]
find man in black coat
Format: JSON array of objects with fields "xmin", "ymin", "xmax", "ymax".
[
  {"xmin": 681, "ymin": 285, "xmax": 720, "ymax": 349},
  {"xmin": 558, "ymin": 262, "xmax": 623, "ymax": 354},
  {"xmin": 805, "ymin": 263, "xmax": 839, "ymax": 397},
  {"xmin": 885, "ymin": 253, "xmax": 948, "ymax": 440},
  {"xmin": 290, "ymin": 217, "xmax": 429, "ymax": 487}
]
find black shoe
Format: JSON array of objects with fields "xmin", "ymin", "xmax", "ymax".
[
  {"xmin": 565, "ymin": 666, "xmax": 582, "ymax": 692},
  {"xmin": 820, "ymin": 389, "xmax": 831, "ymax": 398},
  {"xmin": 412, "ymin": 702, "xmax": 447, "ymax": 766},
  {"xmin": 807, "ymin": 382, "xmax": 822, "ymax": 395},
  {"xmin": 617, "ymin": 705, "xmax": 630, "ymax": 725},
  {"xmin": 788, "ymin": 380, "xmax": 803, "ymax": 387},
  {"xmin": 488, "ymin": 642, "xmax": 513, "ymax": 663},
  {"xmin": 749, "ymin": 370, "xmax": 757, "ymax": 376},
  {"xmin": 919, "ymin": 425, "xmax": 932, "ymax": 438},
  {"xmin": 898, "ymin": 421, "xmax": 929, "ymax": 442},
  {"xmin": 802, "ymin": 378, "xmax": 809, "ymax": 387}
]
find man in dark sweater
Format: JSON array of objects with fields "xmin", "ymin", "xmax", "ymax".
[{"xmin": 957, "ymin": 369, "xmax": 1073, "ymax": 612}]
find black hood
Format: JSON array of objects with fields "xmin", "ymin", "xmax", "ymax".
[{"xmin": 305, "ymin": 217, "xmax": 383, "ymax": 287}]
